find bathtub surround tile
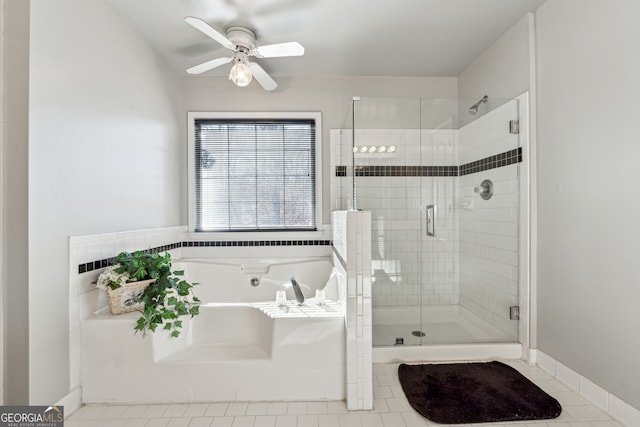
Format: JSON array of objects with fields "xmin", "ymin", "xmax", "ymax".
[
  {"xmin": 77, "ymin": 228, "xmax": 344, "ymax": 405},
  {"xmin": 77, "ymin": 239, "xmax": 333, "ymax": 275}
]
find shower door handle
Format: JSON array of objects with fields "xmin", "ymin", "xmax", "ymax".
[{"xmin": 426, "ymin": 205, "xmax": 436, "ymax": 237}]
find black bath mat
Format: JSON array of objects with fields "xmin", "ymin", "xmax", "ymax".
[{"xmin": 398, "ymin": 361, "xmax": 562, "ymax": 424}]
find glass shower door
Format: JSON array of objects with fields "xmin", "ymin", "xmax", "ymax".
[
  {"xmin": 452, "ymin": 97, "xmax": 521, "ymax": 343},
  {"xmin": 352, "ymin": 97, "xmax": 424, "ymax": 346},
  {"xmin": 420, "ymin": 96, "xmax": 521, "ymax": 344}
]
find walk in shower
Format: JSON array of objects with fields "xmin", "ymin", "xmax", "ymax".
[{"xmin": 331, "ymin": 95, "xmax": 528, "ymax": 357}]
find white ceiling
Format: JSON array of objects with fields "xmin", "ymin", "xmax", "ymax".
[{"xmin": 110, "ymin": 0, "xmax": 546, "ymax": 78}]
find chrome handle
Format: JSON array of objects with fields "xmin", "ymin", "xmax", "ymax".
[{"xmin": 426, "ymin": 205, "xmax": 436, "ymax": 237}]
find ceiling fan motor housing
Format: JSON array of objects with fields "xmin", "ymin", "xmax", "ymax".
[{"xmin": 226, "ymin": 26, "xmax": 256, "ymax": 50}]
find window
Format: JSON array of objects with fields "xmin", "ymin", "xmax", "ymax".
[{"xmin": 189, "ymin": 113, "xmax": 320, "ymax": 232}]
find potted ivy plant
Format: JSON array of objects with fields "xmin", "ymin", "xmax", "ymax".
[{"xmin": 95, "ymin": 251, "xmax": 200, "ymax": 337}]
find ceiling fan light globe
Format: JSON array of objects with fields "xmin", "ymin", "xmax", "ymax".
[{"xmin": 229, "ymin": 61, "xmax": 252, "ymax": 87}]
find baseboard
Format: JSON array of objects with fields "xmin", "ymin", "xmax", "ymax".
[
  {"xmin": 54, "ymin": 387, "xmax": 82, "ymax": 419},
  {"xmin": 529, "ymin": 349, "xmax": 640, "ymax": 427}
]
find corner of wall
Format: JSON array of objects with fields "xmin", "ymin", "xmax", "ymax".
[
  {"xmin": 530, "ymin": 349, "xmax": 640, "ymax": 427},
  {"xmin": 2, "ymin": 0, "xmax": 30, "ymax": 405}
]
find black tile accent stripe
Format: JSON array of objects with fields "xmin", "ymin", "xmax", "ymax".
[
  {"xmin": 354, "ymin": 165, "xmax": 458, "ymax": 177},
  {"xmin": 181, "ymin": 240, "xmax": 331, "ymax": 247},
  {"xmin": 459, "ymin": 147, "xmax": 522, "ymax": 176},
  {"xmin": 335, "ymin": 147, "xmax": 522, "ymax": 177},
  {"xmin": 77, "ymin": 240, "xmax": 332, "ymax": 274},
  {"xmin": 78, "ymin": 242, "xmax": 183, "ymax": 275}
]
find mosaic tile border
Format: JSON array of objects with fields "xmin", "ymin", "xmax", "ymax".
[
  {"xmin": 78, "ymin": 240, "xmax": 331, "ymax": 274},
  {"xmin": 335, "ymin": 147, "xmax": 522, "ymax": 177},
  {"xmin": 459, "ymin": 147, "xmax": 522, "ymax": 176},
  {"xmin": 77, "ymin": 243, "xmax": 182, "ymax": 274}
]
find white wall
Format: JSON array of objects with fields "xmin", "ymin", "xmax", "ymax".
[
  {"xmin": 2, "ymin": 0, "xmax": 30, "ymax": 405},
  {"xmin": 536, "ymin": 0, "xmax": 640, "ymax": 410},
  {"xmin": 458, "ymin": 13, "xmax": 534, "ymax": 123},
  {"xmin": 28, "ymin": 0, "xmax": 182, "ymax": 404},
  {"xmin": 181, "ymin": 76, "xmax": 458, "ymax": 225}
]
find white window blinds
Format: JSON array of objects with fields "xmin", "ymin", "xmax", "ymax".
[{"xmin": 194, "ymin": 119, "xmax": 317, "ymax": 232}]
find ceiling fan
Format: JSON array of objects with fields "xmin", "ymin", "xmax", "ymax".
[{"xmin": 184, "ymin": 16, "xmax": 304, "ymax": 91}]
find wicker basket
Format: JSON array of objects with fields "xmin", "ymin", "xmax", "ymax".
[{"xmin": 105, "ymin": 278, "xmax": 155, "ymax": 315}]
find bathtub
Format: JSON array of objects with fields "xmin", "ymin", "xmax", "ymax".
[{"xmin": 81, "ymin": 257, "xmax": 345, "ymax": 403}]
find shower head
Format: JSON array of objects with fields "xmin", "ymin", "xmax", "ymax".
[{"xmin": 468, "ymin": 95, "xmax": 489, "ymax": 115}]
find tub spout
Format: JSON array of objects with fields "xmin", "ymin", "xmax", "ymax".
[{"xmin": 290, "ymin": 276, "xmax": 305, "ymax": 305}]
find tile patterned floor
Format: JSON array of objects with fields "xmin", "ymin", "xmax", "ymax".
[{"xmin": 67, "ymin": 361, "xmax": 625, "ymax": 427}]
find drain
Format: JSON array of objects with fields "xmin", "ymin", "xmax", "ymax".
[
  {"xmin": 395, "ymin": 337, "xmax": 404, "ymax": 345},
  {"xmin": 411, "ymin": 330, "xmax": 426, "ymax": 337}
]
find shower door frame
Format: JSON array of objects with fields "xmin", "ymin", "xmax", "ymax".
[{"xmin": 348, "ymin": 93, "xmax": 532, "ymax": 360}]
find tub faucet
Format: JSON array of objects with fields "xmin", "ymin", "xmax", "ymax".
[{"xmin": 289, "ymin": 276, "xmax": 305, "ymax": 305}]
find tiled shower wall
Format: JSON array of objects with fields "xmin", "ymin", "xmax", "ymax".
[
  {"xmin": 332, "ymin": 129, "xmax": 460, "ymax": 308},
  {"xmin": 458, "ymin": 100, "xmax": 520, "ymax": 339},
  {"xmin": 331, "ymin": 98, "xmax": 521, "ymax": 340}
]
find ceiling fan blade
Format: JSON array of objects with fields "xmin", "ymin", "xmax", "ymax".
[
  {"xmin": 186, "ymin": 57, "xmax": 232, "ymax": 75},
  {"xmin": 185, "ymin": 16, "xmax": 235, "ymax": 50},
  {"xmin": 252, "ymin": 42, "xmax": 304, "ymax": 58},
  {"xmin": 248, "ymin": 62, "xmax": 278, "ymax": 91}
]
